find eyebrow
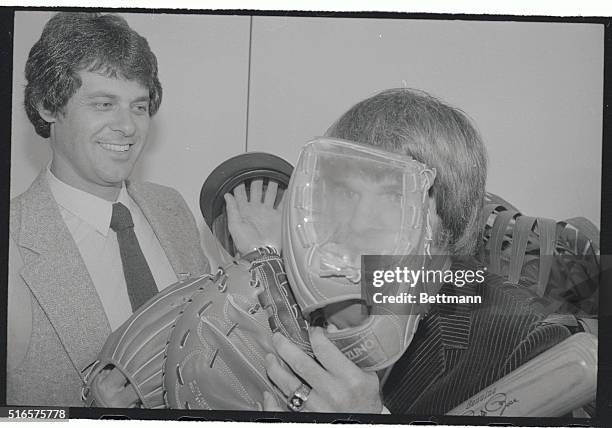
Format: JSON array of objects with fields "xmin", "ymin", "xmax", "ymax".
[
  {"xmin": 86, "ymin": 92, "xmax": 117, "ymax": 99},
  {"xmin": 329, "ymin": 175, "xmax": 401, "ymax": 192},
  {"xmin": 85, "ymin": 92, "xmax": 150, "ymax": 103},
  {"xmin": 132, "ymin": 95, "xmax": 150, "ymax": 103}
]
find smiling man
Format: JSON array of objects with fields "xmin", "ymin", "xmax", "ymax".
[
  {"xmin": 44, "ymin": 72, "xmax": 152, "ymax": 200},
  {"xmin": 7, "ymin": 12, "xmax": 209, "ymax": 406}
]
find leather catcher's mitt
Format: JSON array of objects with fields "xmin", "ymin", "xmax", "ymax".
[
  {"xmin": 81, "ymin": 274, "xmax": 211, "ymax": 408},
  {"xmin": 163, "ymin": 247, "xmax": 312, "ymax": 410}
]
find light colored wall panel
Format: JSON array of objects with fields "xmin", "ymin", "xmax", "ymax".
[{"xmin": 247, "ymin": 17, "xmax": 603, "ymax": 226}]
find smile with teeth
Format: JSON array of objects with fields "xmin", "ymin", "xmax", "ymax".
[{"xmin": 99, "ymin": 142, "xmax": 133, "ymax": 152}]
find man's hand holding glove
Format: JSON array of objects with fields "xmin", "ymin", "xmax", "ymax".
[{"xmin": 263, "ymin": 327, "xmax": 383, "ymax": 413}]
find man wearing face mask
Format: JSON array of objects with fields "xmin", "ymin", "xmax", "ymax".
[
  {"xmin": 248, "ymin": 88, "xmax": 573, "ymax": 414},
  {"xmin": 84, "ymin": 88, "xmax": 578, "ymax": 414}
]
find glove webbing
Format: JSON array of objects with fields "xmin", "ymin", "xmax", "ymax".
[{"xmin": 246, "ymin": 247, "xmax": 313, "ymax": 356}]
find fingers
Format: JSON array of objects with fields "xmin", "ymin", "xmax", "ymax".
[
  {"xmin": 224, "ymin": 193, "xmax": 241, "ymax": 228},
  {"xmin": 250, "ymin": 179, "xmax": 263, "ymax": 204},
  {"xmin": 233, "ymin": 183, "xmax": 248, "ymax": 208},
  {"xmin": 104, "ymin": 367, "xmax": 130, "ymax": 388},
  {"xmin": 308, "ymin": 327, "xmax": 360, "ymax": 378},
  {"xmin": 275, "ymin": 190, "xmax": 286, "ymax": 211},
  {"xmin": 265, "ymin": 353, "xmax": 330, "ymax": 412},
  {"xmin": 92, "ymin": 367, "xmax": 140, "ymax": 408},
  {"xmin": 233, "ymin": 180, "xmax": 280, "ymax": 207},
  {"xmin": 114, "ymin": 384, "xmax": 140, "ymax": 408},
  {"xmin": 265, "ymin": 354, "xmax": 302, "ymax": 396},
  {"xmin": 272, "ymin": 332, "xmax": 328, "ymax": 388},
  {"xmin": 263, "ymin": 391, "xmax": 284, "ymax": 411},
  {"xmin": 263, "ymin": 181, "xmax": 279, "ymax": 207}
]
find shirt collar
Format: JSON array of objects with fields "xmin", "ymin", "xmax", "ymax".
[{"xmin": 46, "ymin": 166, "xmax": 127, "ymax": 237}]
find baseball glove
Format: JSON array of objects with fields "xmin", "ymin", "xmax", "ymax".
[
  {"xmin": 81, "ymin": 274, "xmax": 211, "ymax": 408},
  {"xmin": 163, "ymin": 247, "xmax": 312, "ymax": 410},
  {"xmin": 481, "ymin": 192, "xmax": 600, "ymax": 316}
]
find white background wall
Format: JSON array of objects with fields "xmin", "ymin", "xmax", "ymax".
[
  {"xmin": 12, "ymin": 11, "xmax": 604, "ymax": 227},
  {"xmin": 247, "ymin": 17, "xmax": 604, "ymax": 226}
]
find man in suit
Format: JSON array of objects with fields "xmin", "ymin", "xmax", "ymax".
[
  {"xmin": 261, "ymin": 89, "xmax": 572, "ymax": 414},
  {"xmin": 8, "ymin": 12, "xmax": 209, "ymax": 406}
]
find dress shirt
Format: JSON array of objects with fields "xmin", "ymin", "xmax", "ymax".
[{"xmin": 47, "ymin": 168, "xmax": 178, "ymax": 330}]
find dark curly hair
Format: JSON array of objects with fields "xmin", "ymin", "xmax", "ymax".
[{"xmin": 24, "ymin": 12, "xmax": 162, "ymax": 138}]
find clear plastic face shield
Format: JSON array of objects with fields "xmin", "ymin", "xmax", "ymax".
[
  {"xmin": 290, "ymin": 138, "xmax": 435, "ymax": 288},
  {"xmin": 284, "ymin": 138, "xmax": 436, "ymax": 369}
]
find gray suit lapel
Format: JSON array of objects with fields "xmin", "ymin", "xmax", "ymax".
[
  {"xmin": 127, "ymin": 182, "xmax": 190, "ymax": 276},
  {"xmin": 16, "ymin": 173, "xmax": 111, "ymax": 378}
]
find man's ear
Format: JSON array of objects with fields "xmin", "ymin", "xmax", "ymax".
[
  {"xmin": 422, "ymin": 167, "xmax": 436, "ymax": 192},
  {"xmin": 420, "ymin": 167, "xmax": 439, "ymax": 231},
  {"xmin": 36, "ymin": 103, "xmax": 57, "ymax": 124},
  {"xmin": 424, "ymin": 173, "xmax": 441, "ymax": 243}
]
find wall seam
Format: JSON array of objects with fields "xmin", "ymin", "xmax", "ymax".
[{"xmin": 244, "ymin": 15, "xmax": 253, "ymax": 152}]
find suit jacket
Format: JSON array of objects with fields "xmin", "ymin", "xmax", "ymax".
[
  {"xmin": 7, "ymin": 171, "xmax": 210, "ymax": 406},
  {"xmin": 382, "ymin": 258, "xmax": 571, "ymax": 415}
]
